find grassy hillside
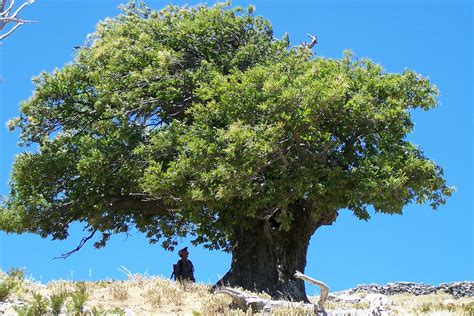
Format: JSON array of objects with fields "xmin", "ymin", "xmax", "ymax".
[{"xmin": 1, "ymin": 268, "xmax": 473, "ymax": 315}]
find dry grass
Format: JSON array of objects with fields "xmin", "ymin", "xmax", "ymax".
[
  {"xmin": 1, "ymin": 270, "xmax": 473, "ymax": 315},
  {"xmin": 388, "ymin": 292, "xmax": 474, "ymax": 315}
]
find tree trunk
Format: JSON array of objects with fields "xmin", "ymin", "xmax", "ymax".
[{"xmin": 216, "ymin": 205, "xmax": 337, "ymax": 302}]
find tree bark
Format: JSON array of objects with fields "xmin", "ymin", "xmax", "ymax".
[{"xmin": 216, "ymin": 204, "xmax": 337, "ymax": 302}]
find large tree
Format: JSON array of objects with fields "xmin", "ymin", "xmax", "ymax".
[{"xmin": 0, "ymin": 1, "xmax": 452, "ymax": 301}]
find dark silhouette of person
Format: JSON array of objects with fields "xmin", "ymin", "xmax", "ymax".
[{"xmin": 175, "ymin": 247, "xmax": 195, "ymax": 282}]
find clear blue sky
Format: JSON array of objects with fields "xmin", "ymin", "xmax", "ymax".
[{"xmin": 0, "ymin": 0, "xmax": 472, "ymax": 294}]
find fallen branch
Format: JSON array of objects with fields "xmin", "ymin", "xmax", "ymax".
[
  {"xmin": 294, "ymin": 270, "xmax": 329, "ymax": 311},
  {"xmin": 215, "ymin": 287, "xmax": 317, "ymax": 314},
  {"xmin": 214, "ymin": 271, "xmax": 329, "ymax": 314}
]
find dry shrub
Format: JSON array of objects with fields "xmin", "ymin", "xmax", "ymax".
[
  {"xmin": 270, "ymin": 306, "xmax": 316, "ymax": 316},
  {"xmin": 142, "ymin": 277, "xmax": 185, "ymax": 308},
  {"xmin": 199, "ymin": 293, "xmax": 234, "ymax": 315},
  {"xmin": 110, "ymin": 281, "xmax": 129, "ymax": 300}
]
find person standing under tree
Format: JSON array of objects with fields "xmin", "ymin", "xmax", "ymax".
[{"xmin": 173, "ymin": 247, "xmax": 196, "ymax": 283}]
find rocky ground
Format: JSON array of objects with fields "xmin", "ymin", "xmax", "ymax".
[{"xmin": 0, "ymin": 270, "xmax": 473, "ymax": 315}]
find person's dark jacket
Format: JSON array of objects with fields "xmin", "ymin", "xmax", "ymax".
[{"xmin": 176, "ymin": 258, "xmax": 195, "ymax": 282}]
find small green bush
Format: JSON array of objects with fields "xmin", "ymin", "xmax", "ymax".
[
  {"xmin": 91, "ymin": 304, "xmax": 106, "ymax": 316},
  {"xmin": 0, "ymin": 268, "xmax": 25, "ymax": 301},
  {"xmin": 50, "ymin": 291, "xmax": 68, "ymax": 315},
  {"xmin": 107, "ymin": 306, "xmax": 126, "ymax": 315},
  {"xmin": 68, "ymin": 282, "xmax": 89, "ymax": 316},
  {"xmin": 30, "ymin": 293, "xmax": 48, "ymax": 316},
  {"xmin": 13, "ymin": 305, "xmax": 30, "ymax": 316},
  {"xmin": 12, "ymin": 293, "xmax": 48, "ymax": 316}
]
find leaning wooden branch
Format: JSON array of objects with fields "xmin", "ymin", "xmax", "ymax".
[
  {"xmin": 301, "ymin": 33, "xmax": 318, "ymax": 49},
  {"xmin": 0, "ymin": 0, "xmax": 36, "ymax": 41},
  {"xmin": 215, "ymin": 287, "xmax": 317, "ymax": 314},
  {"xmin": 215, "ymin": 272, "xmax": 329, "ymax": 314},
  {"xmin": 294, "ymin": 270, "xmax": 329, "ymax": 311},
  {"xmin": 215, "ymin": 271, "xmax": 329, "ymax": 315}
]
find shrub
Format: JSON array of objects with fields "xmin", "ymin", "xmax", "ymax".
[
  {"xmin": 461, "ymin": 302, "xmax": 474, "ymax": 315},
  {"xmin": 13, "ymin": 305, "xmax": 30, "ymax": 316},
  {"xmin": 68, "ymin": 282, "xmax": 89, "ymax": 315},
  {"xmin": 110, "ymin": 281, "xmax": 129, "ymax": 300},
  {"xmin": 107, "ymin": 306, "xmax": 126, "ymax": 315},
  {"xmin": 12, "ymin": 293, "xmax": 48, "ymax": 316},
  {"xmin": 91, "ymin": 304, "xmax": 106, "ymax": 316},
  {"xmin": 50, "ymin": 291, "xmax": 68, "ymax": 315},
  {"xmin": 30, "ymin": 293, "xmax": 48, "ymax": 316},
  {"xmin": 0, "ymin": 268, "xmax": 25, "ymax": 301}
]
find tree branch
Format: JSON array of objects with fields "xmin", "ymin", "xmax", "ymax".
[
  {"xmin": 294, "ymin": 270, "xmax": 329, "ymax": 311},
  {"xmin": 300, "ymin": 33, "xmax": 318, "ymax": 49},
  {"xmin": 0, "ymin": 0, "xmax": 35, "ymax": 41},
  {"xmin": 54, "ymin": 228, "xmax": 97, "ymax": 259},
  {"xmin": 215, "ymin": 287, "xmax": 317, "ymax": 313},
  {"xmin": 108, "ymin": 195, "xmax": 181, "ymax": 215},
  {"xmin": 0, "ymin": 0, "xmax": 14, "ymax": 17}
]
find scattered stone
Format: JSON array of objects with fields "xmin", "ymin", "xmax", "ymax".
[
  {"xmin": 332, "ymin": 293, "xmax": 362, "ymax": 303},
  {"xmin": 366, "ymin": 294, "xmax": 389, "ymax": 316},
  {"xmin": 347, "ymin": 281, "xmax": 474, "ymax": 298}
]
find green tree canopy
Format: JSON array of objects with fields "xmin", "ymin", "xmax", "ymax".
[{"xmin": 1, "ymin": 1, "xmax": 452, "ymax": 301}]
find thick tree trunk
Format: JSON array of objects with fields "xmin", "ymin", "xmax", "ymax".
[{"xmin": 217, "ymin": 205, "xmax": 337, "ymax": 302}]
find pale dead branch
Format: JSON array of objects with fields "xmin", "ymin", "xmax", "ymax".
[
  {"xmin": 215, "ymin": 286, "xmax": 317, "ymax": 314},
  {"xmin": 301, "ymin": 33, "xmax": 318, "ymax": 50},
  {"xmin": 214, "ymin": 271, "xmax": 329, "ymax": 314},
  {"xmin": 294, "ymin": 270, "xmax": 329, "ymax": 311},
  {"xmin": 0, "ymin": 0, "xmax": 36, "ymax": 41}
]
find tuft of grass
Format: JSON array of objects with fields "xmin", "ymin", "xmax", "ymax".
[
  {"xmin": 50, "ymin": 290, "xmax": 68, "ymax": 316},
  {"xmin": 461, "ymin": 301, "xmax": 474, "ymax": 315},
  {"xmin": 107, "ymin": 306, "xmax": 126, "ymax": 315},
  {"xmin": 110, "ymin": 281, "xmax": 129, "ymax": 300},
  {"xmin": 91, "ymin": 304, "xmax": 106, "ymax": 316},
  {"xmin": 30, "ymin": 293, "xmax": 49, "ymax": 315},
  {"xmin": 413, "ymin": 300, "xmax": 474, "ymax": 315},
  {"xmin": 0, "ymin": 268, "xmax": 25, "ymax": 301},
  {"xmin": 68, "ymin": 282, "xmax": 89, "ymax": 316},
  {"xmin": 199, "ymin": 293, "xmax": 234, "ymax": 315},
  {"xmin": 142, "ymin": 277, "xmax": 186, "ymax": 308},
  {"xmin": 12, "ymin": 293, "xmax": 48, "ymax": 316},
  {"xmin": 13, "ymin": 305, "xmax": 30, "ymax": 316},
  {"xmin": 270, "ymin": 307, "xmax": 317, "ymax": 316}
]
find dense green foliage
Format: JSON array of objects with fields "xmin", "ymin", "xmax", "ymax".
[{"xmin": 0, "ymin": 1, "xmax": 452, "ymax": 253}]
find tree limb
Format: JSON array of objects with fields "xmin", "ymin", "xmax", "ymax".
[
  {"xmin": 54, "ymin": 228, "xmax": 97, "ymax": 259},
  {"xmin": 294, "ymin": 270, "xmax": 329, "ymax": 311},
  {"xmin": 306, "ymin": 33, "xmax": 318, "ymax": 49},
  {"xmin": 0, "ymin": 0, "xmax": 35, "ymax": 41},
  {"xmin": 108, "ymin": 195, "xmax": 181, "ymax": 215},
  {"xmin": 0, "ymin": 18, "xmax": 21, "ymax": 39},
  {"xmin": 300, "ymin": 33, "xmax": 318, "ymax": 49},
  {"xmin": 215, "ymin": 287, "xmax": 317, "ymax": 313},
  {"xmin": 0, "ymin": 0, "xmax": 14, "ymax": 17}
]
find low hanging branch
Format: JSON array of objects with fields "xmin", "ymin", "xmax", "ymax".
[
  {"xmin": 0, "ymin": 0, "xmax": 36, "ymax": 41},
  {"xmin": 215, "ymin": 271, "xmax": 329, "ymax": 314},
  {"xmin": 54, "ymin": 228, "xmax": 98, "ymax": 259}
]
